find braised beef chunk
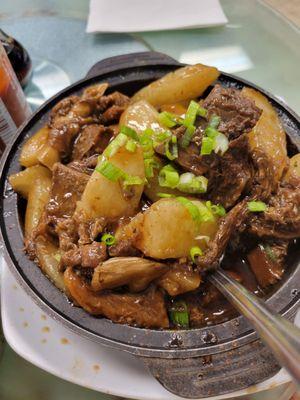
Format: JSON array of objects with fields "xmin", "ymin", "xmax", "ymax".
[
  {"xmin": 55, "ymin": 217, "xmax": 78, "ymax": 251},
  {"xmin": 248, "ymin": 182, "xmax": 300, "ymax": 239},
  {"xmin": 64, "ymin": 268, "xmax": 169, "ymax": 328},
  {"xmin": 203, "ymin": 84, "xmax": 262, "ymax": 139},
  {"xmin": 207, "ymin": 134, "xmax": 252, "ymax": 208},
  {"xmin": 62, "ymin": 242, "xmax": 107, "ymax": 269},
  {"xmin": 72, "ymin": 125, "xmax": 113, "ymax": 160},
  {"xmin": 68, "ymin": 154, "xmax": 98, "ymax": 175},
  {"xmin": 77, "ymin": 218, "xmax": 106, "ymax": 245},
  {"xmin": 196, "ymin": 200, "xmax": 249, "ymax": 271},
  {"xmin": 247, "ymin": 240, "xmax": 288, "ymax": 288},
  {"xmin": 250, "ymin": 149, "xmax": 274, "ymax": 200},
  {"xmin": 155, "ymin": 125, "xmax": 216, "ymax": 176},
  {"xmin": 46, "ymin": 163, "xmax": 89, "ymax": 219},
  {"xmin": 109, "ymin": 239, "xmax": 141, "ymax": 257},
  {"xmin": 97, "ymin": 91, "xmax": 129, "ymax": 113}
]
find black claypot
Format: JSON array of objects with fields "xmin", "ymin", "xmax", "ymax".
[{"xmin": 0, "ymin": 52, "xmax": 299, "ymax": 398}]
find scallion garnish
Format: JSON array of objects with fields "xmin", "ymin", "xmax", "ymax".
[
  {"xmin": 158, "ymin": 111, "xmax": 177, "ymax": 128},
  {"xmin": 169, "ymin": 301, "xmax": 189, "ymax": 329},
  {"xmin": 165, "ymin": 135, "xmax": 178, "ymax": 160},
  {"xmin": 247, "ymin": 201, "xmax": 267, "ymax": 212},
  {"xmin": 200, "ymin": 137, "xmax": 215, "ymax": 155},
  {"xmin": 120, "ymin": 125, "xmax": 139, "ymax": 141},
  {"xmin": 214, "ymin": 132, "xmax": 229, "ymax": 155},
  {"xmin": 53, "ymin": 253, "xmax": 61, "ymax": 262},
  {"xmin": 158, "ymin": 164, "xmax": 180, "ymax": 189},
  {"xmin": 181, "ymin": 125, "xmax": 196, "ymax": 149},
  {"xmin": 123, "ymin": 175, "xmax": 144, "ymax": 188},
  {"xmin": 144, "ymin": 158, "xmax": 160, "ymax": 179},
  {"xmin": 157, "ymin": 193, "xmax": 175, "ymax": 198},
  {"xmin": 190, "ymin": 246, "xmax": 203, "ymax": 263},
  {"xmin": 177, "ymin": 172, "xmax": 208, "ymax": 194},
  {"xmin": 205, "ymin": 126, "xmax": 219, "ymax": 138},
  {"xmin": 96, "ymin": 161, "xmax": 144, "ymax": 187},
  {"xmin": 140, "ymin": 131, "xmax": 154, "ymax": 159},
  {"xmin": 264, "ymin": 245, "xmax": 277, "ymax": 263},
  {"xmin": 125, "ymin": 139, "xmax": 137, "ymax": 153},
  {"xmin": 96, "ymin": 160, "xmax": 125, "ymax": 181},
  {"xmin": 196, "ymin": 201, "xmax": 215, "ymax": 222},
  {"xmin": 183, "ymin": 100, "xmax": 201, "ymax": 127},
  {"xmin": 206, "ymin": 201, "xmax": 226, "ymax": 217},
  {"xmin": 103, "ymin": 133, "xmax": 128, "ymax": 158},
  {"xmin": 101, "ymin": 233, "xmax": 116, "ymax": 246},
  {"xmin": 209, "ymin": 114, "xmax": 221, "ymax": 129},
  {"xmin": 176, "ymin": 196, "xmax": 201, "ymax": 222}
]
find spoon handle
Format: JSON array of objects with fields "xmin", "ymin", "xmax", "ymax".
[{"xmin": 209, "ymin": 269, "xmax": 300, "ymax": 388}]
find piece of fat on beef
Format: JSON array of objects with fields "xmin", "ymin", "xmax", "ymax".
[
  {"xmin": 71, "ymin": 124, "xmax": 113, "ymax": 161},
  {"xmin": 203, "ymin": 84, "xmax": 262, "ymax": 139},
  {"xmin": 247, "ymin": 240, "xmax": 288, "ymax": 288},
  {"xmin": 46, "ymin": 163, "xmax": 89, "ymax": 220}
]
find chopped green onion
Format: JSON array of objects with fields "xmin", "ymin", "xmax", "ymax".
[
  {"xmin": 158, "ymin": 164, "xmax": 180, "ymax": 189},
  {"xmin": 200, "ymin": 137, "xmax": 215, "ymax": 155},
  {"xmin": 101, "ymin": 233, "xmax": 116, "ymax": 246},
  {"xmin": 176, "ymin": 197, "xmax": 200, "ymax": 222},
  {"xmin": 154, "ymin": 130, "xmax": 172, "ymax": 143},
  {"xmin": 96, "ymin": 160, "xmax": 125, "ymax": 181},
  {"xmin": 165, "ymin": 135, "xmax": 178, "ymax": 160},
  {"xmin": 53, "ymin": 253, "xmax": 61, "ymax": 262},
  {"xmin": 181, "ymin": 125, "xmax": 196, "ymax": 149},
  {"xmin": 177, "ymin": 173, "xmax": 208, "ymax": 194},
  {"xmin": 264, "ymin": 245, "xmax": 277, "ymax": 263},
  {"xmin": 157, "ymin": 193, "xmax": 175, "ymax": 198},
  {"xmin": 120, "ymin": 125, "xmax": 139, "ymax": 141},
  {"xmin": 247, "ymin": 201, "xmax": 267, "ymax": 212},
  {"xmin": 103, "ymin": 133, "xmax": 128, "ymax": 158},
  {"xmin": 96, "ymin": 160, "xmax": 144, "ymax": 188},
  {"xmin": 169, "ymin": 301, "xmax": 189, "ymax": 329},
  {"xmin": 158, "ymin": 111, "xmax": 177, "ymax": 128},
  {"xmin": 144, "ymin": 158, "xmax": 160, "ymax": 179},
  {"xmin": 206, "ymin": 201, "xmax": 226, "ymax": 216},
  {"xmin": 183, "ymin": 100, "xmax": 200, "ymax": 127},
  {"xmin": 190, "ymin": 246, "xmax": 203, "ymax": 263},
  {"xmin": 214, "ymin": 132, "xmax": 229, "ymax": 155},
  {"xmin": 205, "ymin": 126, "xmax": 219, "ymax": 138},
  {"xmin": 196, "ymin": 201, "xmax": 215, "ymax": 222},
  {"xmin": 125, "ymin": 139, "xmax": 137, "ymax": 153},
  {"xmin": 197, "ymin": 106, "xmax": 208, "ymax": 118},
  {"xmin": 123, "ymin": 175, "xmax": 144, "ymax": 188},
  {"xmin": 140, "ymin": 131, "xmax": 154, "ymax": 158},
  {"xmin": 209, "ymin": 114, "xmax": 221, "ymax": 129}
]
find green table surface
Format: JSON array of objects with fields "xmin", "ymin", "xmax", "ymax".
[{"xmin": 0, "ymin": 1, "xmax": 299, "ymax": 399}]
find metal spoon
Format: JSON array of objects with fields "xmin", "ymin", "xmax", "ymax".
[{"xmin": 209, "ymin": 268, "xmax": 300, "ymax": 389}]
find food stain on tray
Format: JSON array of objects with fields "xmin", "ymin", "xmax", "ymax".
[
  {"xmin": 41, "ymin": 326, "xmax": 50, "ymax": 333},
  {"xmin": 60, "ymin": 337, "xmax": 69, "ymax": 345},
  {"xmin": 22, "ymin": 321, "xmax": 28, "ymax": 328}
]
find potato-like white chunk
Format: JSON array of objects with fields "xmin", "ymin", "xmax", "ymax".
[
  {"xmin": 117, "ymin": 198, "xmax": 219, "ymax": 259},
  {"xmin": 242, "ymin": 87, "xmax": 288, "ymax": 185},
  {"xmin": 119, "ymin": 100, "xmax": 164, "ymax": 134},
  {"xmin": 35, "ymin": 237, "xmax": 66, "ymax": 292},
  {"xmin": 25, "ymin": 175, "xmax": 52, "ymax": 237},
  {"xmin": 75, "ymin": 145, "xmax": 145, "ymax": 220},
  {"xmin": 131, "ymin": 64, "xmax": 220, "ymax": 106},
  {"xmin": 9, "ymin": 165, "xmax": 51, "ymax": 199},
  {"xmin": 19, "ymin": 126, "xmax": 59, "ymax": 169}
]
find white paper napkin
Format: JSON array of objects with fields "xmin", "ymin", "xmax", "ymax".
[{"xmin": 87, "ymin": 0, "xmax": 228, "ymax": 33}]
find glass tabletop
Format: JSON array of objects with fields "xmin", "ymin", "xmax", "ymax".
[{"xmin": 0, "ymin": 1, "xmax": 299, "ymax": 399}]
